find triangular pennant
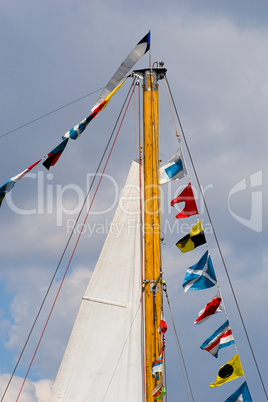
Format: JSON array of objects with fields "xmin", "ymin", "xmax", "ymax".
[{"xmin": 171, "ymin": 182, "xmax": 198, "ymax": 219}]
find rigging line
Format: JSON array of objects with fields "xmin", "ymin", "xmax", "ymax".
[
  {"xmin": 138, "ymin": 82, "xmax": 147, "ymax": 402},
  {"xmin": 151, "ymin": 76, "xmax": 167, "ymax": 399},
  {"xmin": 16, "ymin": 80, "xmax": 138, "ymax": 402},
  {"xmin": 133, "ymin": 85, "xmax": 138, "ymax": 159},
  {"xmin": 153, "ymin": 78, "xmax": 163, "ymax": 316},
  {"xmin": 0, "ymin": 80, "xmax": 136, "ymax": 402},
  {"xmin": 163, "ymin": 284, "xmax": 194, "ymax": 402},
  {"xmin": 0, "ymin": 88, "xmax": 101, "ymax": 139},
  {"xmin": 163, "ymin": 339, "xmax": 168, "ymax": 402},
  {"xmin": 0, "ymin": 76, "xmax": 129, "ymax": 139},
  {"xmin": 163, "ymin": 78, "xmax": 180, "ymax": 141},
  {"xmin": 165, "ymin": 76, "xmax": 268, "ymax": 400}
]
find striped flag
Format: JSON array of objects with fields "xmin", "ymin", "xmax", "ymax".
[
  {"xmin": 162, "ymin": 334, "xmax": 166, "ymax": 349},
  {"xmin": 151, "ymin": 353, "xmax": 163, "ymax": 379},
  {"xmin": 194, "ymin": 290, "xmax": 224, "ymax": 324},
  {"xmin": 0, "ymin": 159, "xmax": 41, "ymax": 206},
  {"xmin": 200, "ymin": 320, "xmax": 234, "ymax": 358}
]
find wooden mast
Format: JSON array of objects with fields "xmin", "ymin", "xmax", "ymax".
[{"xmin": 140, "ymin": 66, "xmax": 166, "ymax": 401}]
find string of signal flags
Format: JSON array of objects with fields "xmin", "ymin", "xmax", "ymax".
[
  {"xmin": 160, "ymin": 147, "xmax": 253, "ymax": 401},
  {"xmin": 0, "ymin": 32, "xmax": 151, "ymax": 207}
]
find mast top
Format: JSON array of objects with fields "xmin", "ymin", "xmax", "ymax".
[{"xmin": 133, "ymin": 61, "xmax": 167, "ymax": 83}]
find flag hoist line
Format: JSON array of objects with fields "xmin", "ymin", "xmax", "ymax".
[
  {"xmin": 0, "ymin": 31, "xmax": 151, "ymax": 207},
  {"xmin": 0, "ymin": 80, "xmax": 137, "ymax": 402},
  {"xmin": 165, "ymin": 76, "xmax": 268, "ymax": 400},
  {"xmin": 14, "ymin": 80, "xmax": 138, "ymax": 402}
]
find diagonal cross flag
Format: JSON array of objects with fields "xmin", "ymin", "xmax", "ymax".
[
  {"xmin": 224, "ymin": 381, "xmax": 252, "ymax": 402},
  {"xmin": 182, "ymin": 250, "xmax": 217, "ymax": 292}
]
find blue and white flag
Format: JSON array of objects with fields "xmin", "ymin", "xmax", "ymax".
[
  {"xmin": 200, "ymin": 320, "xmax": 234, "ymax": 358},
  {"xmin": 224, "ymin": 381, "xmax": 252, "ymax": 402},
  {"xmin": 159, "ymin": 148, "xmax": 187, "ymax": 185},
  {"xmin": 182, "ymin": 251, "xmax": 217, "ymax": 292}
]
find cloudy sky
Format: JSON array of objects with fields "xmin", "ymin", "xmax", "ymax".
[{"xmin": 1, "ymin": 1, "xmax": 268, "ymax": 401}]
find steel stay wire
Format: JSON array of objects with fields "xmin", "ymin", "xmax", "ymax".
[
  {"xmin": 16, "ymin": 79, "xmax": 138, "ymax": 402},
  {"xmin": 163, "ymin": 283, "xmax": 194, "ymax": 402},
  {"xmin": 0, "ymin": 88, "xmax": 102, "ymax": 139},
  {"xmin": 0, "ymin": 76, "xmax": 130, "ymax": 139},
  {"xmin": 165, "ymin": 76, "xmax": 268, "ymax": 400},
  {"xmin": 1, "ymin": 78, "xmax": 136, "ymax": 402}
]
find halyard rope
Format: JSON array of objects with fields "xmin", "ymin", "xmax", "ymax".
[
  {"xmin": 15, "ymin": 81, "xmax": 137, "ymax": 401},
  {"xmin": 165, "ymin": 75, "xmax": 268, "ymax": 400},
  {"xmin": 1, "ymin": 79, "xmax": 136, "ymax": 401}
]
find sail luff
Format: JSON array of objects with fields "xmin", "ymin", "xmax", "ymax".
[{"xmin": 49, "ymin": 161, "xmax": 144, "ymax": 401}]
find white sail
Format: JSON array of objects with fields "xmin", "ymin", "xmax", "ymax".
[{"xmin": 50, "ymin": 160, "xmax": 144, "ymax": 402}]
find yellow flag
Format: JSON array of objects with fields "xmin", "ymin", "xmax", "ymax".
[
  {"xmin": 210, "ymin": 353, "xmax": 244, "ymax": 388},
  {"xmin": 176, "ymin": 220, "xmax": 206, "ymax": 253},
  {"xmin": 100, "ymin": 80, "xmax": 126, "ymax": 111}
]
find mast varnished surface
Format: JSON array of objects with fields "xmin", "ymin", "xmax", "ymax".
[{"xmin": 142, "ymin": 68, "xmax": 165, "ymax": 401}]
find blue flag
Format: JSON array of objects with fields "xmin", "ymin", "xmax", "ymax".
[
  {"xmin": 224, "ymin": 381, "xmax": 252, "ymax": 402},
  {"xmin": 182, "ymin": 251, "xmax": 217, "ymax": 292},
  {"xmin": 200, "ymin": 320, "xmax": 234, "ymax": 358},
  {"xmin": 159, "ymin": 148, "xmax": 187, "ymax": 184}
]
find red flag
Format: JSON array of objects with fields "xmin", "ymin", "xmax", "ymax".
[
  {"xmin": 43, "ymin": 138, "xmax": 69, "ymax": 170},
  {"xmin": 157, "ymin": 314, "xmax": 167, "ymax": 334},
  {"xmin": 171, "ymin": 182, "xmax": 198, "ymax": 219},
  {"xmin": 194, "ymin": 290, "xmax": 225, "ymax": 324}
]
